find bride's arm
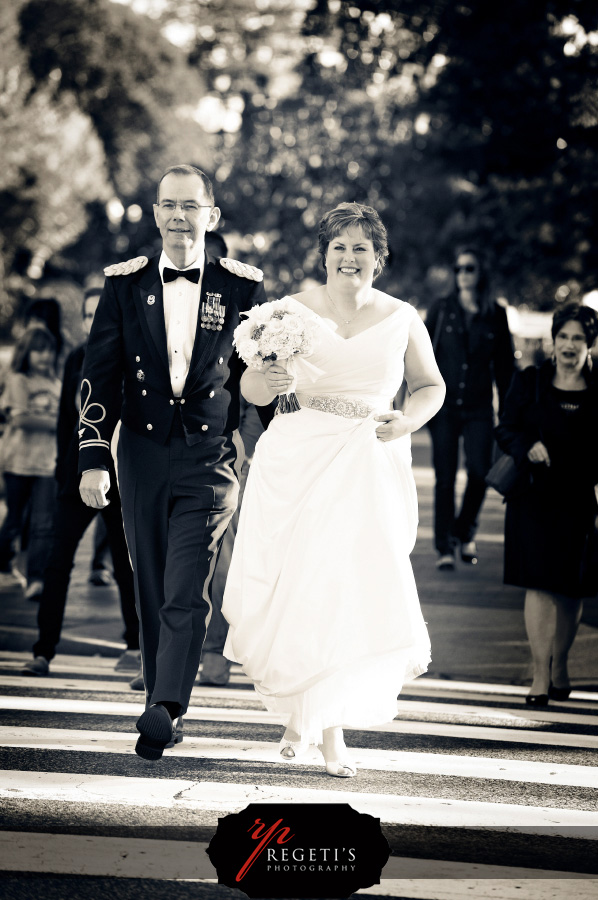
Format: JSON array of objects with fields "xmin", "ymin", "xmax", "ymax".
[
  {"xmin": 375, "ymin": 313, "xmax": 445, "ymax": 440},
  {"xmin": 241, "ymin": 363, "xmax": 293, "ymax": 406},
  {"xmin": 401, "ymin": 312, "xmax": 445, "ymax": 429}
]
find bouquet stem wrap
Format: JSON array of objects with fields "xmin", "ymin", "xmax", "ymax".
[{"xmin": 277, "ymin": 357, "xmax": 301, "ymax": 414}]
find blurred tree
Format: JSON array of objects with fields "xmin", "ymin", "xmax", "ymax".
[
  {"xmin": 5, "ymin": 0, "xmax": 597, "ymax": 317},
  {"xmin": 153, "ymin": 0, "xmax": 597, "ymax": 307},
  {"xmin": 4, "ymin": 0, "xmax": 211, "ymax": 301},
  {"xmin": 0, "ymin": 0, "xmax": 110, "ymax": 334},
  {"xmin": 18, "ymin": 0, "xmax": 205, "ymax": 197}
]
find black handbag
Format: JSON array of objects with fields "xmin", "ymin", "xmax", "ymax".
[
  {"xmin": 485, "ymin": 452, "xmax": 525, "ymax": 497},
  {"xmin": 488, "ymin": 368, "xmax": 542, "ymax": 499}
]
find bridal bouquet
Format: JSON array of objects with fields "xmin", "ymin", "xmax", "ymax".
[{"xmin": 233, "ymin": 297, "xmax": 319, "ymax": 412}]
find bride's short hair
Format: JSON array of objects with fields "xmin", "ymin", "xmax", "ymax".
[{"xmin": 318, "ymin": 202, "xmax": 389, "ymax": 279}]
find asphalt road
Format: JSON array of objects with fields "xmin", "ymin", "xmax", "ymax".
[{"xmin": 1, "ymin": 429, "xmax": 598, "ymax": 900}]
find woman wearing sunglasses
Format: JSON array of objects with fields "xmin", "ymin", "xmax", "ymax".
[{"xmin": 425, "ymin": 247, "xmax": 515, "ymax": 570}]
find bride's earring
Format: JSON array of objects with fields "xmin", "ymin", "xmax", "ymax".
[{"xmin": 587, "ymin": 351, "xmax": 593, "ymax": 371}]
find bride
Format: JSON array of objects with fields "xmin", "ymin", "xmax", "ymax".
[{"xmin": 222, "ymin": 202, "xmax": 445, "ymax": 777}]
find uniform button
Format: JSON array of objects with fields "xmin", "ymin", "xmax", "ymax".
[
  {"xmin": 446, "ymin": 325, "xmax": 452, "ymax": 333},
  {"xmin": 147, "ymin": 423, "xmax": 153, "ymax": 431},
  {"xmin": 180, "ymin": 398, "xmax": 186, "ymax": 405},
  {"xmin": 459, "ymin": 382, "xmax": 465, "ymax": 388},
  {"xmin": 218, "ymin": 357, "xmax": 223, "ymax": 364},
  {"xmin": 142, "ymin": 390, "xmax": 147, "ymax": 397},
  {"xmin": 456, "ymin": 399, "xmax": 463, "ymax": 406},
  {"xmin": 169, "ymin": 399, "xmax": 174, "ymax": 405},
  {"xmin": 209, "ymin": 390, "xmax": 215, "ymax": 398},
  {"xmin": 136, "ymin": 356, "xmax": 140, "ymax": 362},
  {"xmin": 201, "ymin": 424, "xmax": 208, "ymax": 432},
  {"xmin": 462, "ymin": 363, "xmax": 468, "ymax": 370}
]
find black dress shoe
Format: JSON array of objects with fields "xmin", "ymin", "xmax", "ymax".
[
  {"xmin": 165, "ymin": 715, "xmax": 184, "ymax": 749},
  {"xmin": 135, "ymin": 703, "xmax": 175, "ymax": 760},
  {"xmin": 525, "ymin": 693, "xmax": 549, "ymax": 707},
  {"xmin": 548, "ymin": 685, "xmax": 571, "ymax": 701}
]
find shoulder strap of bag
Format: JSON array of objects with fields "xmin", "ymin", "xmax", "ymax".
[{"xmin": 431, "ymin": 302, "xmax": 445, "ymax": 353}]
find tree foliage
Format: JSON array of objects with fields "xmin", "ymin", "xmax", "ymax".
[
  {"xmin": 3, "ymin": 0, "xmax": 597, "ymax": 323},
  {"xmin": 157, "ymin": 0, "xmax": 598, "ymax": 307}
]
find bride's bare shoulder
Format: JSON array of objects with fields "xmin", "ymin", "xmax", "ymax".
[
  {"xmin": 288, "ymin": 285, "xmax": 326, "ymax": 314},
  {"xmin": 373, "ymin": 288, "xmax": 404, "ymax": 314}
]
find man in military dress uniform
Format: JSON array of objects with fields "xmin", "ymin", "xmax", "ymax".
[{"xmin": 79, "ymin": 164, "xmax": 268, "ymax": 760}]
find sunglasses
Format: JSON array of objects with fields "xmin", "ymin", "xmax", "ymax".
[{"xmin": 454, "ymin": 264, "xmax": 477, "ymax": 273}]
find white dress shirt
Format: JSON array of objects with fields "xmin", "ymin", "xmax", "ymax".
[{"xmin": 159, "ymin": 251, "xmax": 204, "ymax": 397}]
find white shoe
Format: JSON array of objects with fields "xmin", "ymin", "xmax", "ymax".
[
  {"xmin": 22, "ymin": 656, "xmax": 50, "ymax": 676},
  {"xmin": 129, "ymin": 667, "xmax": 145, "ymax": 691},
  {"xmin": 317, "ymin": 744, "xmax": 357, "ymax": 778},
  {"xmin": 24, "ymin": 580, "xmax": 44, "ymax": 601},
  {"xmin": 199, "ymin": 652, "xmax": 231, "ymax": 686},
  {"xmin": 114, "ymin": 649, "xmax": 141, "ymax": 671},
  {"xmin": 436, "ymin": 553, "xmax": 455, "ymax": 571}
]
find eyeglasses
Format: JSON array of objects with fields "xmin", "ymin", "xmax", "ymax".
[
  {"xmin": 454, "ymin": 264, "xmax": 477, "ymax": 273},
  {"xmin": 156, "ymin": 201, "xmax": 212, "ymax": 212}
]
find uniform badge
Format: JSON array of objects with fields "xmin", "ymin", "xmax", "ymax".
[
  {"xmin": 147, "ymin": 295, "xmax": 156, "ymax": 305},
  {"xmin": 201, "ymin": 292, "xmax": 225, "ymax": 331},
  {"xmin": 136, "ymin": 369, "xmax": 145, "ymax": 382}
]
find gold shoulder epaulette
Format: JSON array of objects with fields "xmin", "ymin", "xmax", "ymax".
[
  {"xmin": 220, "ymin": 258, "xmax": 264, "ymax": 282},
  {"xmin": 104, "ymin": 256, "xmax": 149, "ymax": 277}
]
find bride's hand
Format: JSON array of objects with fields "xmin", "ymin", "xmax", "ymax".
[
  {"xmin": 374, "ymin": 411, "xmax": 413, "ymax": 441},
  {"xmin": 263, "ymin": 361, "xmax": 294, "ymax": 395}
]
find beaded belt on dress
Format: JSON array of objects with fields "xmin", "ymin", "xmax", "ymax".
[{"xmin": 300, "ymin": 394, "xmax": 374, "ymax": 419}]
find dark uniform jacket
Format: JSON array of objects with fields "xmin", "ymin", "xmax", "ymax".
[
  {"xmin": 56, "ymin": 343, "xmax": 86, "ymax": 493},
  {"xmin": 426, "ymin": 293, "xmax": 514, "ymax": 415},
  {"xmin": 78, "ymin": 252, "xmax": 267, "ymax": 473}
]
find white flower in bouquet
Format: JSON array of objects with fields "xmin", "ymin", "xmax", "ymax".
[{"xmin": 233, "ymin": 297, "xmax": 319, "ymax": 412}]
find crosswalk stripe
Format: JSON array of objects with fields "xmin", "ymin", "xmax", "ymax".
[
  {"xmin": 4, "ymin": 676, "xmax": 596, "ymax": 724},
  {"xmin": 3, "ymin": 653, "xmax": 597, "ymax": 703},
  {"xmin": 3, "ymin": 695, "xmax": 597, "ymax": 747},
  {"xmin": 1, "ymin": 832, "xmax": 595, "ymax": 892},
  {"xmin": 2, "ymin": 771, "xmax": 596, "ymax": 828},
  {"xmin": 357, "ymin": 879, "xmax": 598, "ymax": 899},
  {"xmin": 0, "ymin": 625, "xmax": 125, "ymax": 650},
  {"xmin": 2, "ymin": 727, "xmax": 597, "ymax": 787}
]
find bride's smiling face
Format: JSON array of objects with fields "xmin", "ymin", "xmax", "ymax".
[{"xmin": 325, "ymin": 227, "xmax": 378, "ymax": 290}]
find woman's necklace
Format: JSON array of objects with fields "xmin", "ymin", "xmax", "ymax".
[{"xmin": 326, "ymin": 288, "xmax": 371, "ymax": 325}]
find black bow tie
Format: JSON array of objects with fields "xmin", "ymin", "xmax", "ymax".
[{"xmin": 163, "ymin": 267, "xmax": 201, "ymax": 284}]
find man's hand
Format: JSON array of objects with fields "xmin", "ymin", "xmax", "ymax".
[{"xmin": 80, "ymin": 469, "xmax": 111, "ymax": 508}]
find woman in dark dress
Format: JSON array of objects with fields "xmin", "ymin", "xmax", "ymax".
[{"xmin": 495, "ymin": 304, "xmax": 598, "ymax": 706}]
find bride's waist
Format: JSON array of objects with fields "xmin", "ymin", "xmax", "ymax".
[{"xmin": 295, "ymin": 392, "xmax": 388, "ymax": 420}]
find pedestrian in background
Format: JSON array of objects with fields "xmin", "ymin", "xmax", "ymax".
[
  {"xmin": 495, "ymin": 303, "xmax": 598, "ymax": 706},
  {"xmin": 22, "ymin": 288, "xmax": 139, "ymax": 676},
  {"xmin": 23, "ymin": 298, "xmax": 64, "ymax": 371},
  {"xmin": 426, "ymin": 246, "xmax": 514, "ymax": 570},
  {"xmin": 0, "ymin": 326, "xmax": 61, "ymax": 597}
]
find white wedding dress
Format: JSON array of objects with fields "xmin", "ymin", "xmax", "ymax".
[{"xmin": 222, "ymin": 299, "xmax": 431, "ymax": 745}]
